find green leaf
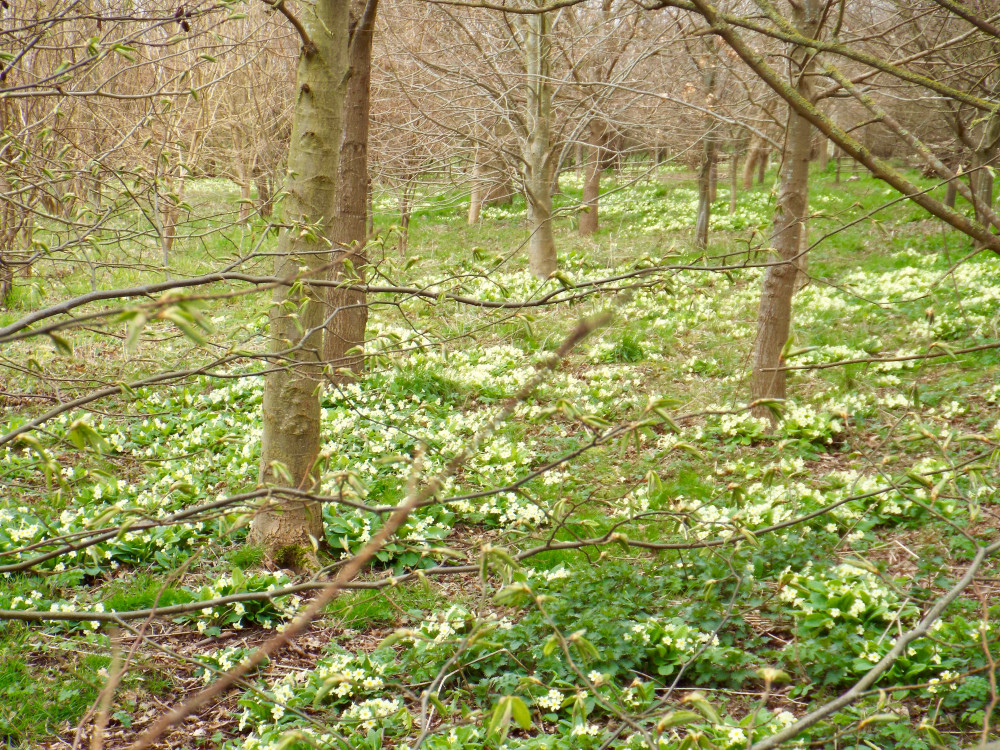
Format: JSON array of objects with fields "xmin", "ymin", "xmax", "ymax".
[
  {"xmin": 124, "ymin": 312, "xmax": 147, "ymax": 352},
  {"xmin": 569, "ymin": 630, "xmax": 601, "ymax": 663},
  {"xmin": 657, "ymin": 710, "xmax": 704, "ymax": 731},
  {"xmin": 858, "ymin": 713, "xmax": 899, "ymax": 729},
  {"xmin": 49, "ymin": 332, "xmax": 73, "ymax": 356},
  {"xmin": 486, "ymin": 696, "xmax": 514, "ymax": 743},
  {"xmin": 112, "ymin": 44, "xmax": 136, "ymax": 61},
  {"xmin": 494, "ymin": 583, "xmax": 532, "ymax": 606},
  {"xmin": 67, "ymin": 419, "xmax": 107, "ymax": 452},
  {"xmin": 161, "ymin": 307, "xmax": 207, "ymax": 345},
  {"xmin": 682, "ymin": 692, "xmax": 721, "ymax": 724},
  {"xmin": 509, "ymin": 696, "xmax": 532, "ymax": 730}
]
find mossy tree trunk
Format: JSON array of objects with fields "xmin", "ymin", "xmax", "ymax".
[{"xmin": 252, "ymin": 0, "xmax": 350, "ymax": 567}]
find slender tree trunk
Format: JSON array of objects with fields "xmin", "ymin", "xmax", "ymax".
[
  {"xmin": 750, "ymin": 2, "xmax": 818, "ymax": 421},
  {"xmin": 255, "ymin": 174, "xmax": 273, "ymax": 218},
  {"xmin": 468, "ymin": 152, "xmax": 483, "ymax": 224},
  {"xmin": 750, "ymin": 109, "xmax": 812, "ymax": 415},
  {"xmin": 579, "ymin": 120, "xmax": 602, "ymax": 236},
  {"xmin": 238, "ymin": 180, "xmax": 252, "ymax": 224},
  {"xmin": 468, "ymin": 144, "xmax": 511, "ymax": 222},
  {"xmin": 160, "ymin": 199, "xmax": 179, "ymax": 268},
  {"xmin": 817, "ymin": 133, "xmax": 830, "ymax": 170},
  {"xmin": 742, "ymin": 135, "xmax": 761, "ymax": 190},
  {"xmin": 757, "ymin": 147, "xmax": 769, "ymax": 184},
  {"xmin": 399, "ymin": 182, "xmax": 412, "ymax": 254},
  {"xmin": 708, "ymin": 155, "xmax": 718, "ymax": 203},
  {"xmin": 695, "ymin": 133, "xmax": 716, "ymax": 249},
  {"xmin": 523, "ymin": 9, "xmax": 556, "ymax": 278},
  {"xmin": 324, "ymin": 0, "xmax": 377, "ymax": 378},
  {"xmin": 367, "ymin": 181, "xmax": 374, "ymax": 235},
  {"xmin": 945, "ymin": 179, "xmax": 957, "ymax": 208},
  {"xmin": 0, "ymin": 193, "xmax": 14, "ymax": 307},
  {"xmin": 252, "ymin": 0, "xmax": 350, "ymax": 567},
  {"xmin": 971, "ymin": 113, "xmax": 1000, "ymax": 247},
  {"xmin": 484, "ymin": 166, "xmax": 513, "ymax": 206},
  {"xmin": 729, "ymin": 140, "xmax": 741, "ymax": 215}
]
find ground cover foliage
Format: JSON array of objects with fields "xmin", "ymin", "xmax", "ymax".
[{"xmin": 1, "ymin": 165, "xmax": 999, "ymax": 749}]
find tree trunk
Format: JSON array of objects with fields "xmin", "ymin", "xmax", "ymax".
[
  {"xmin": 708, "ymin": 155, "xmax": 718, "ymax": 203},
  {"xmin": 468, "ymin": 146, "xmax": 510, "ymax": 223},
  {"xmin": 484, "ymin": 172, "xmax": 513, "ymax": 206},
  {"xmin": 971, "ymin": 114, "xmax": 1000, "ymax": 247},
  {"xmin": 945, "ymin": 180, "xmax": 957, "ymax": 208},
  {"xmin": 729, "ymin": 140, "xmax": 741, "ymax": 215},
  {"xmin": 523, "ymin": 9, "xmax": 556, "ymax": 278},
  {"xmin": 238, "ymin": 180, "xmax": 252, "ymax": 224},
  {"xmin": 255, "ymin": 174, "xmax": 273, "ymax": 218},
  {"xmin": 757, "ymin": 147, "xmax": 769, "ymax": 184},
  {"xmin": 579, "ymin": 120, "xmax": 602, "ymax": 236},
  {"xmin": 817, "ymin": 133, "xmax": 830, "ymax": 170},
  {"xmin": 695, "ymin": 133, "xmax": 716, "ymax": 249},
  {"xmin": 527, "ymin": 189, "xmax": 556, "ymax": 277},
  {"xmin": 324, "ymin": 0, "xmax": 376, "ymax": 378},
  {"xmin": 160, "ymin": 199, "xmax": 179, "ymax": 268},
  {"xmin": 253, "ymin": 0, "xmax": 350, "ymax": 568},
  {"xmin": 399, "ymin": 182, "xmax": 412, "ymax": 254},
  {"xmin": 742, "ymin": 136, "xmax": 761, "ymax": 190},
  {"xmin": 750, "ymin": 2, "xmax": 818, "ymax": 421},
  {"xmin": 468, "ymin": 153, "xmax": 483, "ymax": 224}
]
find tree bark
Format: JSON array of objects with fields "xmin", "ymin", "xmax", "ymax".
[
  {"xmin": 399, "ymin": 181, "xmax": 412, "ymax": 254},
  {"xmin": 527, "ymin": 189, "xmax": 556, "ymax": 277},
  {"xmin": 971, "ymin": 112, "xmax": 1000, "ymax": 247},
  {"xmin": 816, "ymin": 133, "xmax": 830, "ymax": 170},
  {"xmin": 469, "ymin": 145, "xmax": 512, "ymax": 225},
  {"xmin": 750, "ymin": 2, "xmax": 818, "ymax": 421},
  {"xmin": 729, "ymin": 140, "xmax": 741, "ymax": 215},
  {"xmin": 708, "ymin": 155, "xmax": 718, "ymax": 203},
  {"xmin": 324, "ymin": 0, "xmax": 377, "ymax": 378},
  {"xmin": 468, "ymin": 151, "xmax": 483, "ymax": 224},
  {"xmin": 579, "ymin": 120, "xmax": 603, "ymax": 236},
  {"xmin": 757, "ymin": 147, "xmax": 769, "ymax": 184},
  {"xmin": 238, "ymin": 180, "xmax": 252, "ymax": 224},
  {"xmin": 695, "ymin": 133, "xmax": 716, "ymax": 249},
  {"xmin": 523, "ymin": 9, "xmax": 557, "ymax": 278},
  {"xmin": 945, "ymin": 179, "xmax": 957, "ymax": 208},
  {"xmin": 255, "ymin": 174, "xmax": 273, "ymax": 218},
  {"xmin": 743, "ymin": 134, "xmax": 762, "ymax": 190},
  {"xmin": 253, "ymin": 0, "xmax": 350, "ymax": 567}
]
